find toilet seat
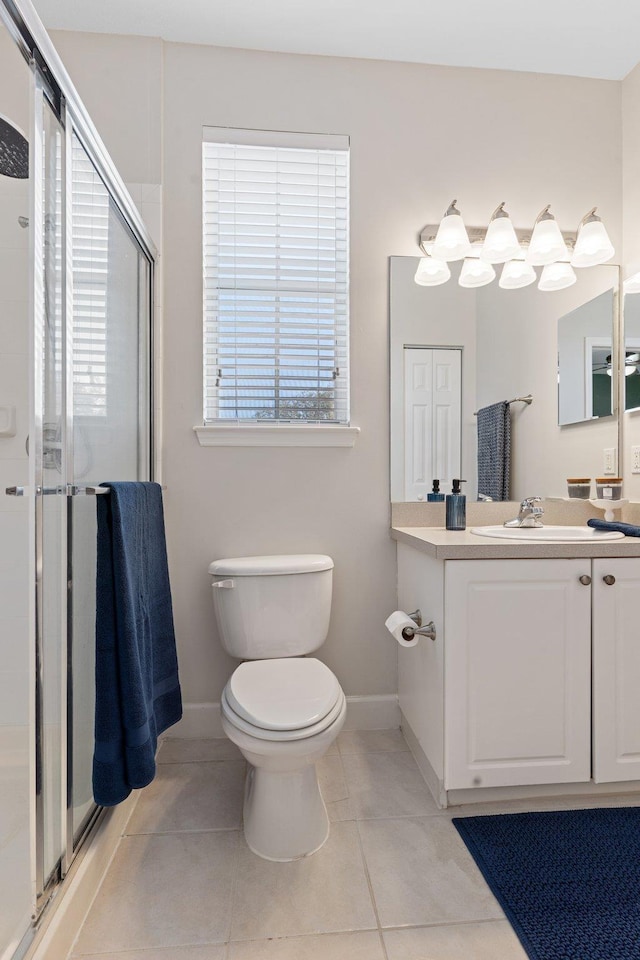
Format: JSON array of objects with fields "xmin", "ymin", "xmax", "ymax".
[
  {"xmin": 226, "ymin": 657, "xmax": 341, "ymax": 730},
  {"xmin": 222, "ymin": 658, "xmax": 344, "ymax": 743}
]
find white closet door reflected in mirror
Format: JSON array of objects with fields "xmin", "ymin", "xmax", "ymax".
[{"xmin": 403, "ymin": 348, "xmax": 461, "ymax": 501}]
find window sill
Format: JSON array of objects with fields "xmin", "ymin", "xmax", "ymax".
[{"xmin": 193, "ymin": 423, "xmax": 360, "ymax": 448}]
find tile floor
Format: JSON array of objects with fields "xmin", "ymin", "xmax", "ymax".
[{"xmin": 67, "ymin": 729, "xmax": 640, "ymax": 959}]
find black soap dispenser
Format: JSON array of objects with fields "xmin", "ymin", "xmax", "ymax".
[
  {"xmin": 427, "ymin": 479, "xmax": 445, "ymax": 503},
  {"xmin": 446, "ymin": 479, "xmax": 467, "ymax": 531}
]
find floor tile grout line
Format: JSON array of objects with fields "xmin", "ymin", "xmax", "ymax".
[{"xmin": 354, "ymin": 817, "xmax": 391, "ymax": 960}]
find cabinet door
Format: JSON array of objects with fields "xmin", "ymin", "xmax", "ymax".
[
  {"xmin": 445, "ymin": 559, "xmax": 591, "ymax": 790},
  {"xmin": 593, "ymin": 558, "xmax": 640, "ymax": 783}
]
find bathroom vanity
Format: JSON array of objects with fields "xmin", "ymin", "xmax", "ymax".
[{"xmin": 392, "ymin": 525, "xmax": 640, "ymax": 808}]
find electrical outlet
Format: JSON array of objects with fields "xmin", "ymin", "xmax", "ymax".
[
  {"xmin": 603, "ymin": 448, "xmax": 616, "ymax": 475},
  {"xmin": 633, "ymin": 446, "xmax": 640, "ymax": 474}
]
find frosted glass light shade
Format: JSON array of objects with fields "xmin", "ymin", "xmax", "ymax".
[
  {"xmin": 499, "ymin": 259, "xmax": 537, "ymax": 289},
  {"xmin": 480, "ymin": 217, "xmax": 521, "ymax": 264},
  {"xmin": 414, "ymin": 256, "xmax": 450, "ymax": 286},
  {"xmin": 538, "ymin": 261, "xmax": 576, "ymax": 291},
  {"xmin": 431, "ymin": 213, "xmax": 472, "ymax": 262},
  {"xmin": 571, "ymin": 219, "xmax": 615, "ymax": 267},
  {"xmin": 526, "ymin": 218, "xmax": 569, "ymax": 266},
  {"xmin": 458, "ymin": 258, "xmax": 496, "ymax": 288}
]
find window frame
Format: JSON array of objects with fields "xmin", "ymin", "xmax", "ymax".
[{"xmin": 197, "ymin": 126, "xmax": 357, "ymax": 447}]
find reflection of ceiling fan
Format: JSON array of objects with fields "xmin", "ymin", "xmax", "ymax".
[{"xmin": 593, "ymin": 352, "xmax": 640, "ymax": 377}]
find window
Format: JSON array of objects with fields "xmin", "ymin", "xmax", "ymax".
[
  {"xmin": 202, "ymin": 128, "xmax": 350, "ymax": 429},
  {"xmin": 71, "ymin": 136, "xmax": 110, "ymax": 418}
]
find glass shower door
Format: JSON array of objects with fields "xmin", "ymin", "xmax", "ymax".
[
  {"xmin": 0, "ymin": 16, "xmax": 33, "ymax": 958},
  {"xmin": 33, "ymin": 78, "xmax": 66, "ymax": 907},
  {"xmin": 69, "ymin": 132, "xmax": 151, "ymax": 842}
]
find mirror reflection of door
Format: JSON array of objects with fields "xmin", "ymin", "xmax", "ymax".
[{"xmin": 404, "ymin": 347, "xmax": 461, "ymax": 500}]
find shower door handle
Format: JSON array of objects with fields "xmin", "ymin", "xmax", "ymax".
[{"xmin": 5, "ymin": 486, "xmax": 64, "ymax": 496}]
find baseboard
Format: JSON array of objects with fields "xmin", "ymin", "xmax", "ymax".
[
  {"xmin": 342, "ymin": 694, "xmax": 400, "ymax": 730},
  {"xmin": 24, "ymin": 793, "xmax": 138, "ymax": 960},
  {"xmin": 400, "ymin": 709, "xmax": 447, "ymax": 808},
  {"xmin": 165, "ymin": 694, "xmax": 400, "ymax": 740}
]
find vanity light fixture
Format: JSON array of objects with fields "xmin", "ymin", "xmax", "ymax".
[
  {"xmin": 458, "ymin": 258, "xmax": 496, "ymax": 288},
  {"xmin": 415, "ymin": 202, "xmax": 615, "ymax": 290},
  {"xmin": 526, "ymin": 206, "xmax": 569, "ymax": 266},
  {"xmin": 571, "ymin": 208, "xmax": 615, "ymax": 268},
  {"xmin": 499, "ymin": 259, "xmax": 537, "ymax": 290},
  {"xmin": 414, "ymin": 256, "xmax": 451, "ymax": 287},
  {"xmin": 431, "ymin": 200, "xmax": 472, "ymax": 262},
  {"xmin": 480, "ymin": 203, "xmax": 522, "ymax": 264},
  {"xmin": 538, "ymin": 261, "xmax": 576, "ymax": 291}
]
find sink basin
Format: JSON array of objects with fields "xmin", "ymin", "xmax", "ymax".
[{"xmin": 470, "ymin": 525, "xmax": 625, "ymax": 542}]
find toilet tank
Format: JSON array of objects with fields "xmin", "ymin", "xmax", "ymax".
[{"xmin": 209, "ymin": 555, "xmax": 334, "ymax": 659}]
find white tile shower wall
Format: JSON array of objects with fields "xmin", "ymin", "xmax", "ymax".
[{"xmin": 49, "ymin": 32, "xmax": 622, "ymax": 714}]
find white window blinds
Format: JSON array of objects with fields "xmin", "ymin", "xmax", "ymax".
[
  {"xmin": 202, "ymin": 129, "xmax": 350, "ymax": 424},
  {"xmin": 71, "ymin": 137, "xmax": 110, "ymax": 418}
]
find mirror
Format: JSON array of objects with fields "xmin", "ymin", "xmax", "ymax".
[
  {"xmin": 390, "ymin": 256, "xmax": 620, "ymax": 502},
  {"xmin": 624, "ymin": 291, "xmax": 640, "ymax": 412},
  {"xmin": 557, "ymin": 289, "xmax": 616, "ymax": 425}
]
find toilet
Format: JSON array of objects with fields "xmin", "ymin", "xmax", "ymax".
[{"xmin": 209, "ymin": 554, "xmax": 346, "ymax": 861}]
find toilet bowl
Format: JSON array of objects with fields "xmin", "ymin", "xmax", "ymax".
[{"xmin": 210, "ymin": 555, "xmax": 345, "ymax": 860}]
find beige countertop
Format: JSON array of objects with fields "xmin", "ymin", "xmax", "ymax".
[{"xmin": 391, "ymin": 525, "xmax": 640, "ymax": 560}]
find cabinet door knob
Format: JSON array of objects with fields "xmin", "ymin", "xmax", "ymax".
[
  {"xmin": 579, "ymin": 574, "xmax": 592, "ymax": 586},
  {"xmin": 603, "ymin": 574, "xmax": 616, "ymax": 586}
]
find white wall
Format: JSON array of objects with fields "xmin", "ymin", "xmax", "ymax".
[
  {"xmin": 623, "ymin": 61, "xmax": 640, "ymax": 500},
  {"xmin": 51, "ymin": 32, "xmax": 623, "ymax": 717}
]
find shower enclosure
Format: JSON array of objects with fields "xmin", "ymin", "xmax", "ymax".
[{"xmin": 0, "ymin": 3, "xmax": 156, "ymax": 958}]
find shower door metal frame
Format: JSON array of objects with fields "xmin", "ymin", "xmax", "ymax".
[{"xmin": 1, "ymin": 0, "xmax": 158, "ymax": 939}]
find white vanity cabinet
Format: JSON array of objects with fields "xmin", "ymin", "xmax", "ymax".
[
  {"xmin": 445, "ymin": 558, "xmax": 592, "ymax": 791},
  {"xmin": 396, "ymin": 542, "xmax": 640, "ymax": 803},
  {"xmin": 592, "ymin": 558, "xmax": 640, "ymax": 783}
]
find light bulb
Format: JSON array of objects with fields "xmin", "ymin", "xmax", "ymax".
[
  {"xmin": 431, "ymin": 200, "xmax": 472, "ymax": 262},
  {"xmin": 499, "ymin": 259, "xmax": 537, "ymax": 290},
  {"xmin": 538, "ymin": 261, "xmax": 576, "ymax": 291},
  {"xmin": 480, "ymin": 203, "xmax": 521, "ymax": 263},
  {"xmin": 414, "ymin": 256, "xmax": 450, "ymax": 286},
  {"xmin": 571, "ymin": 209, "xmax": 614, "ymax": 267},
  {"xmin": 458, "ymin": 258, "xmax": 496, "ymax": 288},
  {"xmin": 526, "ymin": 206, "xmax": 569, "ymax": 266}
]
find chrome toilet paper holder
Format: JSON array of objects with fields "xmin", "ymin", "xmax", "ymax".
[{"xmin": 404, "ymin": 610, "xmax": 436, "ymax": 643}]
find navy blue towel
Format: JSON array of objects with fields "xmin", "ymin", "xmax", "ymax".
[
  {"xmin": 587, "ymin": 518, "xmax": 639, "ymax": 537},
  {"xmin": 477, "ymin": 401, "xmax": 511, "ymax": 501},
  {"xmin": 93, "ymin": 481, "xmax": 182, "ymax": 806}
]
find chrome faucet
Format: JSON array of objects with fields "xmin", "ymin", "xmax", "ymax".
[{"xmin": 504, "ymin": 497, "xmax": 544, "ymax": 528}]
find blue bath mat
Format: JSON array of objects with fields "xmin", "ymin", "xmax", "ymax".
[{"xmin": 453, "ymin": 807, "xmax": 640, "ymax": 960}]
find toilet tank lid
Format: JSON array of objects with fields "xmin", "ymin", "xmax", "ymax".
[{"xmin": 208, "ymin": 554, "xmax": 333, "ymax": 577}]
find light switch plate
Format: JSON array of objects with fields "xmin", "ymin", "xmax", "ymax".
[
  {"xmin": 603, "ymin": 448, "xmax": 616, "ymax": 475},
  {"xmin": 633, "ymin": 446, "xmax": 640, "ymax": 474},
  {"xmin": 0, "ymin": 403, "xmax": 16, "ymax": 438}
]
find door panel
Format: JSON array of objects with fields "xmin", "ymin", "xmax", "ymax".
[
  {"xmin": 445, "ymin": 559, "xmax": 591, "ymax": 790},
  {"xmin": 593, "ymin": 558, "xmax": 640, "ymax": 783}
]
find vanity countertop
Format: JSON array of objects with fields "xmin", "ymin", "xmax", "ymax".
[{"xmin": 391, "ymin": 526, "xmax": 640, "ymax": 560}]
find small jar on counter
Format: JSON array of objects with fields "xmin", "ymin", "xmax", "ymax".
[
  {"xmin": 567, "ymin": 478, "xmax": 591, "ymax": 499},
  {"xmin": 595, "ymin": 478, "xmax": 623, "ymax": 500}
]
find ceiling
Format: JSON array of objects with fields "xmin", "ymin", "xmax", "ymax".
[{"xmin": 32, "ymin": 0, "xmax": 640, "ymax": 81}]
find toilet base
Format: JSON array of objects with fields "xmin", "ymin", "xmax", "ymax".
[{"xmin": 243, "ymin": 762, "xmax": 329, "ymax": 861}]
